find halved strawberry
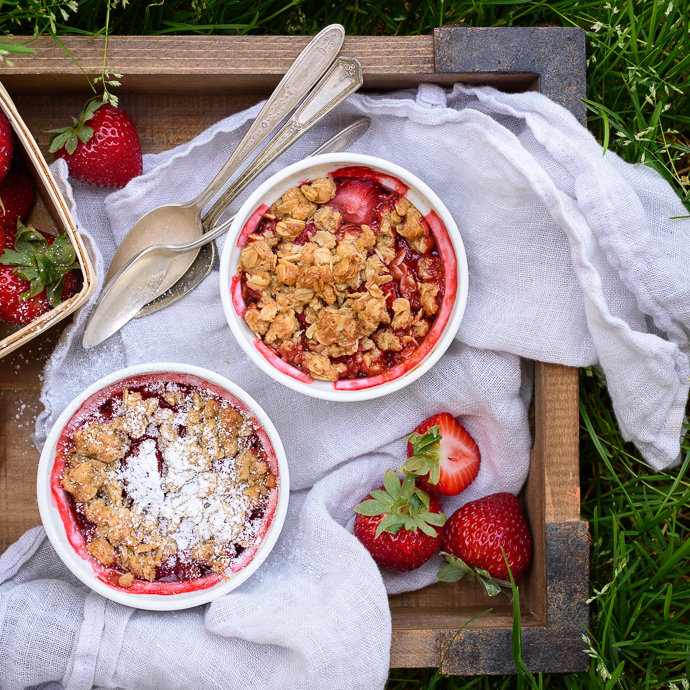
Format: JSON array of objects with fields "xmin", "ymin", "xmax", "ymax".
[
  {"xmin": 329, "ymin": 177, "xmax": 379, "ymax": 225},
  {"xmin": 401, "ymin": 413, "xmax": 481, "ymax": 496}
]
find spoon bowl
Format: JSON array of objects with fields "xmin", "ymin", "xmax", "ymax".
[
  {"xmin": 106, "ymin": 203, "xmax": 202, "ymax": 298},
  {"xmin": 103, "ymin": 24, "xmax": 345, "ymax": 302}
]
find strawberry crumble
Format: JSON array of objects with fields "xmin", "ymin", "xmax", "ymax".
[
  {"xmin": 237, "ymin": 172, "xmax": 446, "ymax": 383},
  {"xmin": 54, "ymin": 374, "xmax": 278, "ymax": 592}
]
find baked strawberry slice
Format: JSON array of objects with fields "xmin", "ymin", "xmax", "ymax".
[
  {"xmin": 401, "ymin": 413, "xmax": 481, "ymax": 496},
  {"xmin": 329, "ymin": 177, "xmax": 379, "ymax": 225},
  {"xmin": 0, "ymin": 221, "xmax": 79, "ymax": 325},
  {"xmin": 438, "ymin": 492, "xmax": 533, "ymax": 597},
  {"xmin": 0, "ymin": 167, "xmax": 36, "ymax": 236},
  {"xmin": 354, "ymin": 470, "xmax": 446, "ymax": 572},
  {"xmin": 49, "ymin": 99, "xmax": 143, "ymax": 189},
  {"xmin": 0, "ymin": 109, "xmax": 13, "ymax": 185}
]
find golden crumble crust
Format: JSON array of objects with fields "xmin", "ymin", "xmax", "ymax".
[
  {"xmin": 238, "ymin": 175, "xmax": 445, "ymax": 382},
  {"xmin": 60, "ymin": 385, "xmax": 277, "ymax": 584}
]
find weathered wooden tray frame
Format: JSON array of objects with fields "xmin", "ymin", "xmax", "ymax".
[{"xmin": 0, "ymin": 28, "xmax": 588, "ymax": 674}]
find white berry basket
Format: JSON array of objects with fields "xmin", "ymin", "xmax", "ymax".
[
  {"xmin": 36, "ymin": 362, "xmax": 289, "ymax": 611},
  {"xmin": 0, "ymin": 80, "xmax": 96, "ymax": 359},
  {"xmin": 219, "ymin": 153, "xmax": 469, "ymax": 402}
]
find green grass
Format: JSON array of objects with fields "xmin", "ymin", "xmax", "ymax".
[{"xmin": 3, "ymin": 1, "xmax": 690, "ymax": 687}]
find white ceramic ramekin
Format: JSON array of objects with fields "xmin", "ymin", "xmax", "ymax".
[
  {"xmin": 37, "ymin": 362, "xmax": 289, "ymax": 611},
  {"xmin": 219, "ymin": 153, "xmax": 469, "ymax": 402}
]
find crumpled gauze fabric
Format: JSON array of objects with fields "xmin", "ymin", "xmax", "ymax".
[{"xmin": 2, "ymin": 83, "xmax": 689, "ymax": 690}]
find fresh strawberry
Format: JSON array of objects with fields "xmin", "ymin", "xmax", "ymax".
[
  {"xmin": 438, "ymin": 492, "xmax": 533, "ymax": 596},
  {"xmin": 0, "ymin": 221, "xmax": 79, "ymax": 325},
  {"xmin": 0, "ymin": 167, "xmax": 35, "ymax": 235},
  {"xmin": 329, "ymin": 177, "xmax": 379, "ymax": 225},
  {"xmin": 401, "ymin": 413, "xmax": 481, "ymax": 496},
  {"xmin": 0, "ymin": 109, "xmax": 13, "ymax": 185},
  {"xmin": 49, "ymin": 100, "xmax": 142, "ymax": 189},
  {"xmin": 354, "ymin": 470, "xmax": 446, "ymax": 572}
]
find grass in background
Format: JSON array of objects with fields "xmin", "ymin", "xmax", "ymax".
[{"xmin": 2, "ymin": 1, "xmax": 690, "ymax": 688}]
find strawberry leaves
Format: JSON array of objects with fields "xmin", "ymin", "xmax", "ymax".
[
  {"xmin": 437, "ymin": 552, "xmax": 513, "ymax": 598},
  {"xmin": 0, "ymin": 221, "xmax": 79, "ymax": 306},
  {"xmin": 48, "ymin": 99, "xmax": 102, "ymax": 156},
  {"xmin": 401, "ymin": 424, "xmax": 442, "ymax": 485},
  {"xmin": 354, "ymin": 470, "xmax": 446, "ymax": 538}
]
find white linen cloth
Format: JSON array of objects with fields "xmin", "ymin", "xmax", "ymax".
[{"xmin": 1, "ymin": 83, "xmax": 689, "ymax": 690}]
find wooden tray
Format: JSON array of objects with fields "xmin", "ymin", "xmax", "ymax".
[{"xmin": 0, "ymin": 28, "xmax": 588, "ymax": 675}]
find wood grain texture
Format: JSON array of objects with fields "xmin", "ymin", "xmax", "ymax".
[
  {"xmin": 0, "ymin": 31, "xmax": 589, "ymax": 674},
  {"xmin": 0, "ymin": 35, "xmax": 538, "ymax": 95},
  {"xmin": 0, "ymin": 323, "xmax": 67, "ymax": 551},
  {"xmin": 434, "ymin": 27, "xmax": 587, "ymax": 125}
]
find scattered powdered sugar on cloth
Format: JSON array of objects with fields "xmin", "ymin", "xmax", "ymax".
[{"xmin": 1, "ymin": 83, "xmax": 689, "ymax": 690}]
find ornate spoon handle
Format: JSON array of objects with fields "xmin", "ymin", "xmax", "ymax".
[
  {"xmin": 192, "ymin": 24, "xmax": 344, "ymax": 210},
  {"xmin": 202, "ymin": 57, "xmax": 363, "ymax": 230}
]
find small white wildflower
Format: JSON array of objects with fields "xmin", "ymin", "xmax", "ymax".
[
  {"xmin": 591, "ymin": 21, "xmax": 605, "ymax": 32},
  {"xmin": 666, "ymin": 1, "xmax": 673, "ymax": 15},
  {"xmin": 598, "ymin": 660, "xmax": 612, "ymax": 682}
]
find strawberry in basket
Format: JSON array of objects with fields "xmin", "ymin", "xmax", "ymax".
[
  {"xmin": 354, "ymin": 470, "xmax": 446, "ymax": 572},
  {"xmin": 0, "ymin": 221, "xmax": 79, "ymax": 325},
  {"xmin": 0, "ymin": 109, "xmax": 13, "ymax": 185},
  {"xmin": 437, "ymin": 492, "xmax": 533, "ymax": 596},
  {"xmin": 48, "ymin": 99, "xmax": 142, "ymax": 189},
  {"xmin": 0, "ymin": 167, "xmax": 36, "ymax": 241},
  {"xmin": 401, "ymin": 413, "xmax": 481, "ymax": 496}
]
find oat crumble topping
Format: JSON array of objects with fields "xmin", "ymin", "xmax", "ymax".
[
  {"xmin": 238, "ymin": 174, "xmax": 445, "ymax": 382},
  {"xmin": 60, "ymin": 382, "xmax": 276, "ymax": 587}
]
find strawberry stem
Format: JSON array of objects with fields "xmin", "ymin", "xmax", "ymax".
[
  {"xmin": 354, "ymin": 469, "xmax": 446, "ymax": 539},
  {"xmin": 0, "ymin": 221, "xmax": 79, "ymax": 305},
  {"xmin": 437, "ymin": 552, "xmax": 513, "ymax": 598},
  {"xmin": 400, "ymin": 424, "xmax": 442, "ymax": 484}
]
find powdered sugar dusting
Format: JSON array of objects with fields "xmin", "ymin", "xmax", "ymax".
[
  {"xmin": 60, "ymin": 378, "xmax": 277, "ymax": 584},
  {"xmin": 118, "ymin": 439, "xmax": 165, "ymax": 514}
]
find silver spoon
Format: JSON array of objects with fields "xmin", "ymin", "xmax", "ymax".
[
  {"xmin": 104, "ymin": 23, "xmax": 345, "ymax": 302},
  {"xmin": 82, "ymin": 59, "xmax": 364, "ymax": 349},
  {"xmin": 136, "ymin": 116, "xmax": 371, "ymax": 318}
]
